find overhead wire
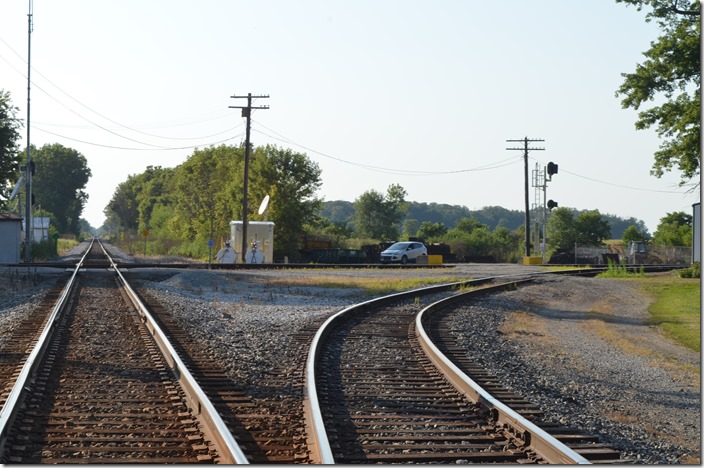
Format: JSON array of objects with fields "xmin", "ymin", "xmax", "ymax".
[
  {"xmin": 528, "ymin": 156, "xmax": 687, "ymax": 194},
  {"xmin": 251, "ymin": 120, "xmax": 521, "ymax": 176},
  {"xmin": 0, "ymin": 35, "xmax": 238, "ymax": 144},
  {"xmin": 32, "ymin": 124, "xmax": 246, "ymax": 151}
]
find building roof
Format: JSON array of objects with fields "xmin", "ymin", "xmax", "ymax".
[{"xmin": 0, "ymin": 212, "xmax": 23, "ymax": 221}]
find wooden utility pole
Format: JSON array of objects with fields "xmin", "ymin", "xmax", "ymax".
[
  {"xmin": 506, "ymin": 137, "xmax": 544, "ymax": 258},
  {"xmin": 229, "ymin": 93, "xmax": 269, "ymax": 262}
]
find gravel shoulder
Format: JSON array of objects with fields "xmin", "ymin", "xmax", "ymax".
[{"xmin": 449, "ymin": 274, "xmax": 700, "ymax": 464}]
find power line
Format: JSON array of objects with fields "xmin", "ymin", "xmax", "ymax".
[
  {"xmin": 32, "ymin": 124, "xmax": 246, "ymax": 151},
  {"xmin": 252, "ymin": 121, "xmax": 521, "ymax": 176},
  {"xmin": 0, "ymin": 36, "xmax": 237, "ymax": 143}
]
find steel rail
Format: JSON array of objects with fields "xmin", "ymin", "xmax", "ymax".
[
  {"xmin": 96, "ymin": 239, "xmax": 250, "ymax": 464},
  {"xmin": 0, "ymin": 238, "xmax": 96, "ymax": 455},
  {"xmin": 303, "ymin": 276, "xmax": 495, "ymax": 464},
  {"xmin": 414, "ymin": 282, "xmax": 591, "ymax": 464}
]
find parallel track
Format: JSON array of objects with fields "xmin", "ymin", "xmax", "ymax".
[{"xmin": 0, "ymin": 240, "xmax": 248, "ymax": 463}]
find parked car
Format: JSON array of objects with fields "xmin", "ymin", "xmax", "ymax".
[{"xmin": 380, "ymin": 241, "xmax": 427, "ymax": 264}]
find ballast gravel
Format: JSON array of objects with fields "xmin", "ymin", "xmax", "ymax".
[{"xmin": 0, "ymin": 242, "xmax": 699, "ymax": 464}]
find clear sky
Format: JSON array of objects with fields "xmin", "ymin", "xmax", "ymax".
[{"xmin": 0, "ymin": 0, "xmax": 699, "ymax": 234}]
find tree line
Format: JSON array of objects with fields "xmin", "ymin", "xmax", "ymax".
[{"xmin": 103, "ymin": 144, "xmax": 322, "ymax": 260}]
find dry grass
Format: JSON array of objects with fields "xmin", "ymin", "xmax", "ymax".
[{"xmin": 264, "ymin": 275, "xmax": 464, "ymax": 295}]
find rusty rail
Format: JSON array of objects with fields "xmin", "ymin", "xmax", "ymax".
[{"xmin": 414, "ymin": 282, "xmax": 591, "ymax": 464}]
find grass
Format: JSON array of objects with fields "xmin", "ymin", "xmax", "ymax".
[
  {"xmin": 605, "ymin": 274, "xmax": 700, "ymax": 353},
  {"xmin": 639, "ymin": 275, "xmax": 701, "ymax": 353},
  {"xmin": 57, "ymin": 238, "xmax": 80, "ymax": 255},
  {"xmin": 596, "ymin": 260, "xmax": 644, "ymax": 278}
]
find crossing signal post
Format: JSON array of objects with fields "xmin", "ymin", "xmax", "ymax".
[
  {"xmin": 533, "ymin": 161, "xmax": 559, "ymax": 261},
  {"xmin": 547, "ymin": 162, "xmax": 558, "ymax": 178}
]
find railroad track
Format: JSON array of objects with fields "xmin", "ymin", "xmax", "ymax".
[
  {"xmin": 0, "ymin": 239, "xmax": 247, "ymax": 463},
  {"xmin": 304, "ymin": 279, "xmax": 622, "ymax": 464},
  {"xmin": 0, "ymin": 240, "xmax": 629, "ymax": 463}
]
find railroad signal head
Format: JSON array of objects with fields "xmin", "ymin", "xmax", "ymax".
[
  {"xmin": 547, "ymin": 199, "xmax": 558, "ymax": 210},
  {"xmin": 547, "ymin": 162, "xmax": 558, "ymax": 176}
]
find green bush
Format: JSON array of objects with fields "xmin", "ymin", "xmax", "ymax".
[{"xmin": 678, "ymin": 262, "xmax": 700, "ymax": 278}]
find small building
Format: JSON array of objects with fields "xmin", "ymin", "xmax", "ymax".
[
  {"xmin": 230, "ymin": 221, "xmax": 275, "ymax": 263},
  {"xmin": 693, "ymin": 202, "xmax": 700, "ymax": 263},
  {"xmin": 0, "ymin": 213, "xmax": 23, "ymax": 264}
]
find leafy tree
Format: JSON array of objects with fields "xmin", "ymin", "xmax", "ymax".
[
  {"xmin": 546, "ymin": 207, "xmax": 578, "ymax": 251},
  {"xmin": 616, "ymin": 0, "xmax": 700, "ymax": 186},
  {"xmin": 492, "ymin": 226, "xmax": 522, "ymax": 263},
  {"xmin": 105, "ymin": 175, "xmax": 142, "ymax": 233},
  {"xmin": 28, "ymin": 143, "xmax": 91, "ymax": 235},
  {"xmin": 353, "ymin": 184, "xmax": 408, "ymax": 240},
  {"xmin": 575, "ymin": 210, "xmax": 611, "ymax": 246},
  {"xmin": 652, "ymin": 210, "xmax": 693, "ymax": 245},
  {"xmin": 134, "ymin": 166, "xmax": 175, "ymax": 230},
  {"xmin": 402, "ymin": 219, "xmax": 420, "ymax": 238},
  {"xmin": 171, "ymin": 145, "xmax": 243, "ymax": 255},
  {"xmin": 603, "ymin": 213, "xmax": 650, "ymax": 239},
  {"xmin": 622, "ymin": 225, "xmax": 648, "ymax": 243},
  {"xmin": 250, "ymin": 145, "xmax": 323, "ymax": 260},
  {"xmin": 547, "ymin": 208, "xmax": 610, "ymax": 252},
  {"xmin": 451, "ymin": 217, "xmax": 485, "ymax": 235},
  {"xmin": 0, "ymin": 90, "xmax": 22, "ymax": 205},
  {"xmin": 417, "ymin": 221, "xmax": 447, "ymax": 240}
]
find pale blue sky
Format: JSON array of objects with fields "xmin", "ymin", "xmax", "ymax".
[{"xmin": 0, "ymin": 1, "xmax": 698, "ymax": 233}]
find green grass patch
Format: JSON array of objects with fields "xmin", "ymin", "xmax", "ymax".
[
  {"xmin": 596, "ymin": 261, "xmax": 644, "ymax": 278},
  {"xmin": 638, "ymin": 276, "xmax": 700, "ymax": 352}
]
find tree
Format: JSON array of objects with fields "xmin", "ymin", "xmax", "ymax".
[
  {"xmin": 250, "ymin": 145, "xmax": 323, "ymax": 260},
  {"xmin": 417, "ymin": 221, "xmax": 447, "ymax": 240},
  {"xmin": 105, "ymin": 175, "xmax": 142, "ymax": 233},
  {"xmin": 574, "ymin": 210, "xmax": 611, "ymax": 246},
  {"xmin": 0, "ymin": 90, "xmax": 22, "ymax": 205},
  {"xmin": 616, "ymin": 0, "xmax": 700, "ymax": 186},
  {"xmin": 402, "ymin": 219, "xmax": 420, "ymax": 238},
  {"xmin": 652, "ymin": 210, "xmax": 693, "ymax": 245},
  {"xmin": 622, "ymin": 225, "xmax": 648, "ymax": 243},
  {"xmin": 353, "ymin": 184, "xmax": 408, "ymax": 240},
  {"xmin": 171, "ymin": 145, "xmax": 243, "ymax": 253},
  {"xmin": 546, "ymin": 207, "xmax": 578, "ymax": 251},
  {"xmin": 28, "ymin": 143, "xmax": 91, "ymax": 235}
]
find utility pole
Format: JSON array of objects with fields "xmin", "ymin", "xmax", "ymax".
[
  {"xmin": 24, "ymin": 0, "xmax": 33, "ymax": 262},
  {"xmin": 229, "ymin": 93, "xmax": 269, "ymax": 263},
  {"xmin": 506, "ymin": 137, "xmax": 544, "ymax": 258}
]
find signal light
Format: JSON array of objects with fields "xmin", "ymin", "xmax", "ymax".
[
  {"xmin": 547, "ymin": 199, "xmax": 558, "ymax": 210},
  {"xmin": 547, "ymin": 162, "xmax": 558, "ymax": 176}
]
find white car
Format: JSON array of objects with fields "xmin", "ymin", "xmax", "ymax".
[{"xmin": 380, "ymin": 241, "xmax": 427, "ymax": 264}]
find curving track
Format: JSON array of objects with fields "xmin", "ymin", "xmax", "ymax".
[{"xmin": 304, "ymin": 280, "xmax": 622, "ymax": 464}]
